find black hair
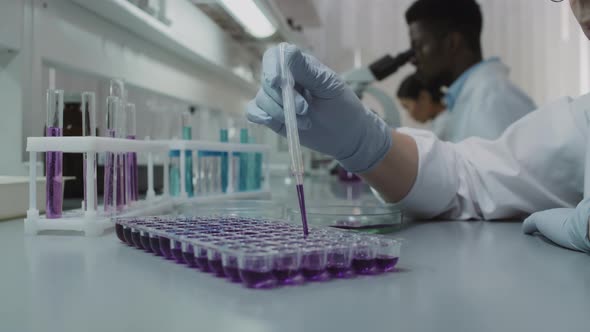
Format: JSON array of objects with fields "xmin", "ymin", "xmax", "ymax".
[
  {"xmin": 405, "ymin": 0, "xmax": 483, "ymax": 55},
  {"xmin": 397, "ymin": 73, "xmax": 443, "ymax": 103}
]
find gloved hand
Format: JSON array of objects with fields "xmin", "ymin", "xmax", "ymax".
[
  {"xmin": 246, "ymin": 43, "xmax": 392, "ymax": 173},
  {"xmin": 522, "ymin": 199, "xmax": 590, "ymax": 253}
]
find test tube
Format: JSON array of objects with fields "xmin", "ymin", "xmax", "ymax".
[
  {"xmin": 220, "ymin": 127, "xmax": 229, "ymax": 193},
  {"xmin": 103, "ymin": 96, "xmax": 119, "ymax": 213},
  {"xmin": 81, "ymin": 92, "xmax": 97, "ymax": 211},
  {"xmin": 169, "ymin": 149, "xmax": 180, "ymax": 196},
  {"xmin": 125, "ymin": 103, "xmax": 138, "ymax": 202},
  {"xmin": 239, "ymin": 126, "xmax": 248, "ymax": 192},
  {"xmin": 182, "ymin": 111, "xmax": 194, "ymax": 197},
  {"xmin": 45, "ymin": 89, "xmax": 64, "ymax": 219},
  {"xmin": 116, "ymin": 98, "xmax": 127, "ymax": 211}
]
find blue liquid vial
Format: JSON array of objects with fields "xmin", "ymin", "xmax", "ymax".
[
  {"xmin": 220, "ymin": 129, "xmax": 229, "ymax": 193},
  {"xmin": 169, "ymin": 150, "xmax": 180, "ymax": 196},
  {"xmin": 239, "ymin": 128, "xmax": 248, "ymax": 192},
  {"xmin": 181, "ymin": 112, "xmax": 195, "ymax": 197}
]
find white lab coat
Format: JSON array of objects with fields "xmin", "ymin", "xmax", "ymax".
[
  {"xmin": 430, "ymin": 111, "xmax": 450, "ymax": 139},
  {"xmin": 444, "ymin": 59, "xmax": 536, "ymax": 142},
  {"xmin": 396, "ymin": 92, "xmax": 590, "ymax": 220}
]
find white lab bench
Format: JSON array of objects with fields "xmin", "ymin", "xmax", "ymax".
[{"xmin": 1, "ymin": 177, "xmax": 589, "ymax": 332}]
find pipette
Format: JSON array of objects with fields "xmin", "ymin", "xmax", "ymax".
[{"xmin": 279, "ymin": 43, "xmax": 309, "ymax": 236}]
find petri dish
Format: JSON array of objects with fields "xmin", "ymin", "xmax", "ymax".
[
  {"xmin": 286, "ymin": 204, "xmax": 403, "ymax": 234},
  {"xmin": 176, "ymin": 200, "xmax": 285, "ymax": 219}
]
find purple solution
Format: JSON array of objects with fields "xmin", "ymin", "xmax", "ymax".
[
  {"xmin": 208, "ymin": 259, "xmax": 225, "ymax": 277},
  {"xmin": 182, "ymin": 251, "xmax": 196, "ymax": 268},
  {"xmin": 273, "ymin": 269, "xmax": 301, "ymax": 284},
  {"xmin": 159, "ymin": 237, "xmax": 173, "ymax": 260},
  {"xmin": 171, "ymin": 248, "xmax": 185, "ymax": 264},
  {"xmin": 116, "ymin": 154, "xmax": 126, "ymax": 210},
  {"xmin": 45, "ymin": 127, "xmax": 63, "ymax": 218},
  {"xmin": 194, "ymin": 249, "xmax": 211, "ymax": 272},
  {"xmin": 223, "ymin": 266, "xmax": 242, "ymax": 283},
  {"xmin": 296, "ymin": 184, "xmax": 309, "ymax": 236},
  {"xmin": 131, "ymin": 230, "xmax": 144, "ymax": 250},
  {"xmin": 149, "ymin": 236, "xmax": 162, "ymax": 256},
  {"xmin": 302, "ymin": 268, "xmax": 329, "ymax": 281},
  {"xmin": 123, "ymin": 227, "xmax": 134, "ymax": 246},
  {"xmin": 352, "ymin": 258, "xmax": 377, "ymax": 275},
  {"xmin": 376, "ymin": 256, "xmax": 399, "ymax": 272},
  {"xmin": 238, "ymin": 270, "xmax": 276, "ymax": 289},
  {"xmin": 104, "ymin": 129, "xmax": 116, "ymax": 212},
  {"xmin": 115, "ymin": 224, "xmax": 126, "ymax": 243},
  {"xmin": 327, "ymin": 266, "xmax": 354, "ymax": 278},
  {"xmin": 140, "ymin": 233, "xmax": 152, "ymax": 253}
]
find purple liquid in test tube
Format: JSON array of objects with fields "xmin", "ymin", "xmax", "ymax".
[
  {"xmin": 45, "ymin": 89, "xmax": 64, "ymax": 219},
  {"xmin": 116, "ymin": 153, "xmax": 126, "ymax": 210},
  {"xmin": 45, "ymin": 127, "xmax": 63, "ymax": 219}
]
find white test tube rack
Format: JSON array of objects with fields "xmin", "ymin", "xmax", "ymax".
[{"xmin": 24, "ymin": 136, "xmax": 272, "ymax": 236}]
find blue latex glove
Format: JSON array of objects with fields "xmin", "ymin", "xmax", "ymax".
[
  {"xmin": 522, "ymin": 199, "xmax": 590, "ymax": 253},
  {"xmin": 246, "ymin": 43, "xmax": 392, "ymax": 173}
]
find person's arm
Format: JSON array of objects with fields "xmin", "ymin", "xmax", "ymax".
[
  {"xmin": 361, "ymin": 130, "xmax": 419, "ymax": 202},
  {"xmin": 364, "ymin": 96, "xmax": 585, "ymax": 220}
]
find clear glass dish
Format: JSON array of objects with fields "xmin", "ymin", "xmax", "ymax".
[
  {"xmin": 286, "ymin": 204, "xmax": 403, "ymax": 234},
  {"xmin": 175, "ymin": 200, "xmax": 285, "ymax": 219}
]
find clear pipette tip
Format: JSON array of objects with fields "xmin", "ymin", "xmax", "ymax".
[{"xmin": 279, "ymin": 43, "xmax": 308, "ymax": 236}]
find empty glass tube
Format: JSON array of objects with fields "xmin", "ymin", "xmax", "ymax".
[
  {"xmin": 103, "ymin": 96, "xmax": 119, "ymax": 213},
  {"xmin": 126, "ymin": 103, "xmax": 138, "ymax": 202},
  {"xmin": 81, "ymin": 92, "xmax": 97, "ymax": 211},
  {"xmin": 45, "ymin": 89, "xmax": 64, "ymax": 219},
  {"xmin": 116, "ymin": 99, "xmax": 127, "ymax": 211}
]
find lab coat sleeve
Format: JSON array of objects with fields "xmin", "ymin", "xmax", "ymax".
[
  {"xmin": 396, "ymin": 96, "xmax": 587, "ymax": 220},
  {"xmin": 463, "ymin": 81, "xmax": 536, "ymax": 141}
]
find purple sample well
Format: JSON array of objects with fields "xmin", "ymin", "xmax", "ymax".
[
  {"xmin": 131, "ymin": 230, "xmax": 145, "ymax": 250},
  {"xmin": 208, "ymin": 259, "xmax": 225, "ymax": 277},
  {"xmin": 239, "ymin": 270, "xmax": 276, "ymax": 289},
  {"xmin": 352, "ymin": 258, "xmax": 377, "ymax": 275},
  {"xmin": 376, "ymin": 256, "xmax": 399, "ymax": 272},
  {"xmin": 123, "ymin": 227, "xmax": 134, "ymax": 246},
  {"xmin": 149, "ymin": 236, "xmax": 162, "ymax": 256},
  {"xmin": 140, "ymin": 233, "xmax": 153, "ymax": 253},
  {"xmin": 223, "ymin": 266, "xmax": 242, "ymax": 283},
  {"xmin": 115, "ymin": 224, "xmax": 126, "ymax": 243},
  {"xmin": 159, "ymin": 237, "xmax": 173, "ymax": 260}
]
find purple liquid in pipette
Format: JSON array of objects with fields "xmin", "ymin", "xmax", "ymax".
[
  {"xmin": 45, "ymin": 127, "xmax": 63, "ymax": 218},
  {"xmin": 296, "ymin": 184, "xmax": 309, "ymax": 236}
]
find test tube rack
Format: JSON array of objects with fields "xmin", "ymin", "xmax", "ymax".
[{"xmin": 24, "ymin": 136, "xmax": 271, "ymax": 236}]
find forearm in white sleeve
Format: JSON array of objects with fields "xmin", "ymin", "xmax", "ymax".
[{"xmin": 395, "ymin": 96, "xmax": 587, "ymax": 220}]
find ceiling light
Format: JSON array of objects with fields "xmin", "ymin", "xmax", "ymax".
[{"xmin": 218, "ymin": 0, "xmax": 277, "ymax": 39}]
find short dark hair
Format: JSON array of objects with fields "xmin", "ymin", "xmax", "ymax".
[
  {"xmin": 405, "ymin": 0, "xmax": 483, "ymax": 54},
  {"xmin": 397, "ymin": 73, "xmax": 443, "ymax": 103}
]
